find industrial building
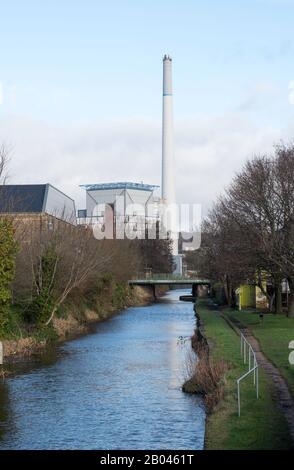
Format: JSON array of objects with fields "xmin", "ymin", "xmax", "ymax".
[
  {"xmin": 78, "ymin": 182, "xmax": 159, "ymax": 237},
  {"xmin": 0, "ymin": 184, "xmax": 77, "ymax": 225},
  {"xmin": 77, "ymin": 54, "xmax": 183, "ymax": 274}
]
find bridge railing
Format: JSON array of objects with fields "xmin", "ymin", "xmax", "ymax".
[{"xmin": 131, "ymin": 272, "xmax": 193, "ymax": 281}]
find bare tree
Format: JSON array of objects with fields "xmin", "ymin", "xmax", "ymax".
[
  {"xmin": 191, "ymin": 143, "xmax": 294, "ymax": 315},
  {"xmin": 194, "ymin": 205, "xmax": 257, "ymax": 307},
  {"xmin": 0, "ymin": 144, "xmax": 10, "ymax": 185},
  {"xmin": 16, "ymin": 221, "xmax": 116, "ymax": 325},
  {"xmin": 219, "ymin": 146, "xmax": 294, "ymax": 315},
  {"xmin": 13, "ymin": 217, "xmax": 145, "ymax": 326}
]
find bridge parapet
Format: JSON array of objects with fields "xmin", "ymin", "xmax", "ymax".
[
  {"xmin": 130, "ymin": 272, "xmax": 194, "ymax": 281},
  {"xmin": 128, "ymin": 276, "xmax": 211, "ymax": 286}
]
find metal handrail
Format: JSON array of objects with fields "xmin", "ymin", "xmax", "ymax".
[
  {"xmin": 132, "ymin": 272, "xmax": 191, "ymax": 281},
  {"xmin": 237, "ymin": 332, "xmax": 259, "ymax": 416},
  {"xmin": 131, "ymin": 272, "xmax": 211, "ymax": 282}
]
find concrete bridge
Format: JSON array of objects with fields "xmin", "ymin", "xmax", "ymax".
[{"xmin": 128, "ymin": 276, "xmax": 211, "ymax": 299}]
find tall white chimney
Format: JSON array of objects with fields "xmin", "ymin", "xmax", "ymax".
[
  {"xmin": 162, "ymin": 54, "xmax": 178, "ymax": 257},
  {"xmin": 162, "ymin": 54, "xmax": 176, "ymax": 206}
]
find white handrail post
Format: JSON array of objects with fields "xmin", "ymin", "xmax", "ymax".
[{"xmin": 237, "ymin": 334, "xmax": 259, "ymax": 416}]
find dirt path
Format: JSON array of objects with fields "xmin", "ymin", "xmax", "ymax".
[{"xmin": 222, "ymin": 314, "xmax": 294, "ymax": 446}]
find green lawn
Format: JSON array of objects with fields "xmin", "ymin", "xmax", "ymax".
[
  {"xmin": 197, "ymin": 300, "xmax": 292, "ymax": 450},
  {"xmin": 225, "ymin": 309, "xmax": 294, "ymax": 396}
]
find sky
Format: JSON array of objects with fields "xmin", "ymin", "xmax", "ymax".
[{"xmin": 1, "ymin": 0, "xmax": 294, "ymax": 213}]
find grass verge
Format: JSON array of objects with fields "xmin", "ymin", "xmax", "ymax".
[
  {"xmin": 224, "ymin": 309, "xmax": 294, "ymax": 396},
  {"xmin": 197, "ymin": 300, "xmax": 292, "ymax": 450}
]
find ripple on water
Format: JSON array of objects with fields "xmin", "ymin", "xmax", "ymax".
[{"xmin": 0, "ymin": 289, "xmax": 205, "ymax": 450}]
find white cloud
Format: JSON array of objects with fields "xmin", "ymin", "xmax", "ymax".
[
  {"xmin": 175, "ymin": 114, "xmax": 281, "ymax": 213},
  {"xmin": 237, "ymin": 80, "xmax": 281, "ymax": 111},
  {"xmin": 0, "ymin": 113, "xmax": 284, "ymax": 215}
]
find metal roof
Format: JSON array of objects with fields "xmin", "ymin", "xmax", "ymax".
[
  {"xmin": 0, "ymin": 184, "xmax": 76, "ymax": 215},
  {"xmin": 80, "ymin": 182, "xmax": 159, "ymax": 192},
  {"xmin": 0, "ymin": 184, "xmax": 47, "ymax": 213}
]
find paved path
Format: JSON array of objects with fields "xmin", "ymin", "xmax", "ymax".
[{"xmin": 222, "ymin": 314, "xmax": 294, "ymax": 446}]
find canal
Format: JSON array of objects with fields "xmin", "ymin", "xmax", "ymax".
[{"xmin": 0, "ymin": 290, "xmax": 205, "ymax": 450}]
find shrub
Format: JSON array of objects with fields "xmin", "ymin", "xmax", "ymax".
[
  {"xmin": 183, "ymin": 342, "xmax": 229, "ymax": 413},
  {"xmin": 24, "ymin": 247, "xmax": 58, "ymax": 325},
  {"xmin": 0, "ymin": 217, "xmax": 18, "ymax": 332},
  {"xmin": 111, "ymin": 282, "xmax": 128, "ymax": 309}
]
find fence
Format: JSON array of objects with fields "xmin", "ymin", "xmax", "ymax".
[{"xmin": 237, "ymin": 332, "xmax": 259, "ymax": 417}]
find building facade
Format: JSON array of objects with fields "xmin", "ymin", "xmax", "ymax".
[
  {"xmin": 0, "ymin": 184, "xmax": 76, "ymax": 224},
  {"xmin": 78, "ymin": 182, "xmax": 159, "ymax": 238}
]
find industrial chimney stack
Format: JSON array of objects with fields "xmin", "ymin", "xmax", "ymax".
[
  {"xmin": 161, "ymin": 54, "xmax": 179, "ymax": 259},
  {"xmin": 162, "ymin": 54, "xmax": 176, "ymax": 207}
]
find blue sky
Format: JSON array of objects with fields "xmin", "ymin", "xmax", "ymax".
[{"xmin": 1, "ymin": 0, "xmax": 294, "ymax": 210}]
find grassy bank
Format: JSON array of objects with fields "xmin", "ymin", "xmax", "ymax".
[
  {"xmin": 196, "ymin": 300, "xmax": 292, "ymax": 450},
  {"xmin": 224, "ymin": 309, "xmax": 294, "ymax": 396},
  {"xmin": 1, "ymin": 282, "xmax": 154, "ymax": 362}
]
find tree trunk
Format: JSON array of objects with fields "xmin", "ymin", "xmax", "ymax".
[
  {"xmin": 225, "ymin": 278, "xmax": 235, "ymax": 308},
  {"xmin": 287, "ymin": 279, "xmax": 294, "ymax": 317},
  {"xmin": 223, "ymin": 275, "xmax": 230, "ymax": 306},
  {"xmin": 274, "ymin": 283, "xmax": 283, "ymax": 314},
  {"xmin": 269, "ymin": 292, "xmax": 275, "ymax": 313},
  {"xmin": 288, "ymin": 294, "xmax": 294, "ymax": 317},
  {"xmin": 46, "ymin": 306, "xmax": 57, "ymax": 326},
  {"xmin": 230, "ymin": 289, "xmax": 237, "ymax": 309}
]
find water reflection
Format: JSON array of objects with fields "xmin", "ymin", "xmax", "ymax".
[{"xmin": 0, "ymin": 290, "xmax": 205, "ymax": 450}]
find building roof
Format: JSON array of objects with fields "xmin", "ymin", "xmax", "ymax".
[
  {"xmin": 0, "ymin": 184, "xmax": 47, "ymax": 213},
  {"xmin": 0, "ymin": 184, "xmax": 76, "ymax": 225},
  {"xmin": 80, "ymin": 182, "xmax": 159, "ymax": 192}
]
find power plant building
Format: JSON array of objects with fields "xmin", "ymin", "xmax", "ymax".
[
  {"xmin": 77, "ymin": 54, "xmax": 183, "ymax": 273},
  {"xmin": 78, "ymin": 182, "xmax": 159, "ymax": 235}
]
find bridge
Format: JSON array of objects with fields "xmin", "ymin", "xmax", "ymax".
[{"xmin": 128, "ymin": 275, "xmax": 211, "ymax": 299}]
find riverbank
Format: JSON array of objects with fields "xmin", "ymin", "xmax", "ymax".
[
  {"xmin": 0, "ymin": 289, "xmax": 205, "ymax": 449},
  {"xmin": 1, "ymin": 283, "xmax": 164, "ymax": 365},
  {"xmin": 191, "ymin": 299, "xmax": 293, "ymax": 450}
]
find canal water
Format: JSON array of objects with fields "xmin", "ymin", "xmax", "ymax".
[{"xmin": 0, "ymin": 290, "xmax": 205, "ymax": 450}]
